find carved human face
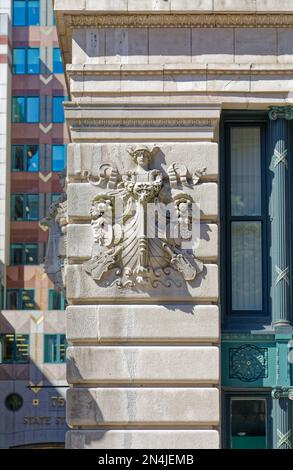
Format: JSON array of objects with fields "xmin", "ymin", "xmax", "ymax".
[{"xmin": 136, "ymin": 151, "xmax": 150, "ymax": 169}]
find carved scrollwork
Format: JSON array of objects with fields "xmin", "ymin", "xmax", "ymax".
[{"xmin": 83, "ymin": 145, "xmax": 205, "ymax": 289}]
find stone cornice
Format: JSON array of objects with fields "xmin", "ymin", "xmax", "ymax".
[
  {"xmin": 66, "ymin": 118, "xmax": 218, "ymax": 130},
  {"xmin": 65, "ymin": 13, "xmax": 293, "ymax": 29}
]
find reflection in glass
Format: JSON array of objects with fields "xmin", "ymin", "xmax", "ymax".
[
  {"xmin": 231, "ymin": 222, "xmax": 262, "ymax": 311},
  {"xmin": 231, "ymin": 399, "xmax": 267, "ymax": 449},
  {"xmin": 231, "ymin": 127, "xmax": 261, "ymax": 216}
]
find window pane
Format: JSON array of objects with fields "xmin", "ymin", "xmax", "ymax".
[
  {"xmin": 13, "ymin": 49, "xmax": 26, "ymax": 74},
  {"xmin": 231, "ymin": 399, "xmax": 267, "ymax": 449},
  {"xmin": 26, "ymin": 97, "xmax": 39, "ymax": 123},
  {"xmin": 13, "ymin": 1, "xmax": 26, "ymax": 26},
  {"xmin": 28, "ymin": 0, "xmax": 40, "ymax": 25},
  {"xmin": 10, "ymin": 244, "xmax": 23, "ymax": 265},
  {"xmin": 230, "ymin": 127, "xmax": 262, "ymax": 216},
  {"xmin": 15, "ymin": 334, "xmax": 29, "ymax": 363},
  {"xmin": 52, "ymin": 145, "xmax": 65, "ymax": 171},
  {"xmin": 24, "ymin": 244, "xmax": 38, "ymax": 264},
  {"xmin": 59, "ymin": 335, "xmax": 67, "ymax": 363},
  {"xmin": 12, "ymin": 97, "xmax": 25, "ymax": 123},
  {"xmin": 12, "ymin": 194, "xmax": 24, "ymax": 221},
  {"xmin": 6, "ymin": 291, "xmax": 18, "ymax": 309},
  {"xmin": 52, "ymin": 97, "xmax": 64, "ymax": 123},
  {"xmin": 12, "ymin": 145, "xmax": 25, "ymax": 171},
  {"xmin": 26, "ymin": 145, "xmax": 39, "ymax": 172},
  {"xmin": 49, "ymin": 290, "xmax": 61, "ymax": 310},
  {"xmin": 1, "ymin": 335, "xmax": 15, "ymax": 363},
  {"xmin": 53, "ymin": 48, "xmax": 63, "ymax": 73},
  {"xmin": 44, "ymin": 335, "xmax": 57, "ymax": 363},
  {"xmin": 26, "ymin": 194, "xmax": 39, "ymax": 220},
  {"xmin": 21, "ymin": 289, "xmax": 35, "ymax": 309},
  {"xmin": 231, "ymin": 222, "xmax": 262, "ymax": 311},
  {"xmin": 27, "ymin": 48, "xmax": 40, "ymax": 74}
]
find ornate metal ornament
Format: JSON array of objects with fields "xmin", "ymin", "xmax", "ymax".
[
  {"xmin": 268, "ymin": 106, "xmax": 293, "ymax": 121},
  {"xmin": 229, "ymin": 344, "xmax": 268, "ymax": 382},
  {"xmin": 83, "ymin": 145, "xmax": 204, "ymax": 289}
]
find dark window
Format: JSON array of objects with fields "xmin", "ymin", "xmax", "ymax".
[
  {"xmin": 230, "ymin": 398, "xmax": 267, "ymax": 449},
  {"xmin": 53, "ymin": 48, "xmax": 63, "ymax": 73},
  {"xmin": 6, "ymin": 289, "xmax": 35, "ymax": 310},
  {"xmin": 52, "ymin": 96, "xmax": 65, "ymax": 123},
  {"xmin": 52, "ymin": 145, "xmax": 66, "ymax": 171},
  {"xmin": 12, "ymin": 96, "xmax": 40, "ymax": 123},
  {"xmin": 11, "ymin": 194, "xmax": 39, "ymax": 221},
  {"xmin": 48, "ymin": 290, "xmax": 67, "ymax": 310},
  {"xmin": 10, "ymin": 243, "xmax": 38, "ymax": 265},
  {"xmin": 44, "ymin": 334, "xmax": 67, "ymax": 363},
  {"xmin": 223, "ymin": 122, "xmax": 267, "ymax": 316},
  {"xmin": 12, "ymin": 145, "xmax": 39, "ymax": 172},
  {"xmin": 0, "ymin": 334, "xmax": 29, "ymax": 363}
]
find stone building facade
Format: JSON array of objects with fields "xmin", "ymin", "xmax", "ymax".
[{"xmin": 54, "ymin": 1, "xmax": 293, "ymax": 449}]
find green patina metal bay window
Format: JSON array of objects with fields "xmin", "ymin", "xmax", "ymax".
[
  {"xmin": 0, "ymin": 334, "xmax": 29, "ymax": 364},
  {"xmin": 44, "ymin": 334, "xmax": 67, "ymax": 363}
]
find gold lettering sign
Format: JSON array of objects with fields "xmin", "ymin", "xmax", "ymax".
[{"xmin": 23, "ymin": 416, "xmax": 66, "ymax": 425}]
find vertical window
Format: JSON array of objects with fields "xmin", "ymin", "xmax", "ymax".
[
  {"xmin": 10, "ymin": 243, "xmax": 38, "ymax": 265},
  {"xmin": 44, "ymin": 334, "xmax": 67, "ymax": 363},
  {"xmin": 0, "ymin": 334, "xmax": 29, "ymax": 364},
  {"xmin": 230, "ymin": 398, "xmax": 267, "ymax": 449},
  {"xmin": 12, "ymin": 145, "xmax": 39, "ymax": 172},
  {"xmin": 53, "ymin": 48, "xmax": 63, "ymax": 73},
  {"xmin": 13, "ymin": 1, "xmax": 26, "ymax": 26},
  {"xmin": 52, "ymin": 96, "xmax": 65, "ymax": 123},
  {"xmin": 12, "ymin": 49, "xmax": 26, "ymax": 74},
  {"xmin": 51, "ymin": 193, "xmax": 61, "ymax": 204},
  {"xmin": 48, "ymin": 289, "xmax": 67, "ymax": 310},
  {"xmin": 6, "ymin": 289, "xmax": 35, "ymax": 310},
  {"xmin": 52, "ymin": 145, "xmax": 66, "ymax": 171},
  {"xmin": 27, "ymin": 48, "xmax": 40, "ymax": 74},
  {"xmin": 12, "ymin": 97, "xmax": 25, "ymax": 123},
  {"xmin": 12, "ymin": 97, "xmax": 39, "ymax": 123},
  {"xmin": 26, "ymin": 97, "xmax": 39, "ymax": 123},
  {"xmin": 225, "ymin": 124, "xmax": 267, "ymax": 315},
  {"xmin": 11, "ymin": 194, "xmax": 39, "ymax": 221},
  {"xmin": 28, "ymin": 0, "xmax": 40, "ymax": 25}
]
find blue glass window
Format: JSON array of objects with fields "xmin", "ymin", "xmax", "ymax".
[
  {"xmin": 12, "ymin": 97, "xmax": 25, "ymax": 123},
  {"xmin": 12, "ymin": 97, "xmax": 39, "ymax": 123},
  {"xmin": 28, "ymin": 0, "xmax": 40, "ymax": 25},
  {"xmin": 13, "ymin": 1, "xmax": 26, "ymax": 26},
  {"xmin": 52, "ymin": 96, "xmax": 65, "ymax": 123},
  {"xmin": 26, "ymin": 97, "xmax": 39, "ymax": 123},
  {"xmin": 52, "ymin": 145, "xmax": 66, "ymax": 171},
  {"xmin": 13, "ymin": 0, "xmax": 39, "ymax": 26},
  {"xmin": 44, "ymin": 334, "xmax": 67, "ymax": 363},
  {"xmin": 27, "ymin": 48, "xmax": 40, "ymax": 74},
  {"xmin": 12, "ymin": 49, "xmax": 26, "ymax": 74},
  {"xmin": 53, "ymin": 48, "xmax": 63, "ymax": 73},
  {"xmin": 12, "ymin": 145, "xmax": 39, "ymax": 172}
]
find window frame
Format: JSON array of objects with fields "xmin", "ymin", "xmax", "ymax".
[
  {"xmin": 222, "ymin": 392, "xmax": 272, "ymax": 449},
  {"xmin": 12, "ymin": 96, "xmax": 40, "ymax": 123},
  {"xmin": 52, "ymin": 96, "xmax": 65, "ymax": 123},
  {"xmin": 11, "ymin": 193, "xmax": 39, "ymax": 221},
  {"xmin": 221, "ymin": 113, "xmax": 270, "ymax": 326},
  {"xmin": 10, "ymin": 243, "xmax": 38, "ymax": 266},
  {"xmin": 6, "ymin": 288, "xmax": 35, "ymax": 310},
  {"xmin": 51, "ymin": 144, "xmax": 66, "ymax": 172},
  {"xmin": 13, "ymin": 0, "xmax": 40, "ymax": 27},
  {"xmin": 12, "ymin": 48, "xmax": 40, "ymax": 75},
  {"xmin": 48, "ymin": 289, "xmax": 67, "ymax": 310},
  {"xmin": 0, "ymin": 334, "xmax": 30, "ymax": 364},
  {"xmin": 53, "ymin": 47, "xmax": 63, "ymax": 74},
  {"xmin": 11, "ymin": 144, "xmax": 39, "ymax": 172}
]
